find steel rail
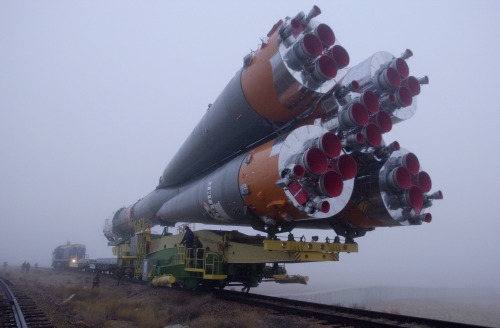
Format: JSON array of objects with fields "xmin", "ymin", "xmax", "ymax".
[
  {"xmin": 215, "ymin": 289, "xmax": 489, "ymax": 328},
  {"xmin": 0, "ymin": 276, "xmax": 28, "ymax": 328}
]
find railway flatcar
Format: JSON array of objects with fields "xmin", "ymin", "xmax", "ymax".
[
  {"xmin": 77, "ymin": 258, "xmax": 118, "ymax": 274},
  {"xmin": 52, "ymin": 242, "xmax": 86, "ymax": 269}
]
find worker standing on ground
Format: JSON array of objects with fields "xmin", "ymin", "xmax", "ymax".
[
  {"xmin": 116, "ymin": 267, "xmax": 124, "ymax": 286},
  {"xmin": 93, "ymin": 272, "xmax": 100, "ymax": 288}
]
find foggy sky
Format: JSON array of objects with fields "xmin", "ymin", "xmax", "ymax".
[{"xmin": 1, "ymin": 0, "xmax": 499, "ymax": 291}]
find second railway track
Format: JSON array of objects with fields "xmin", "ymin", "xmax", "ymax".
[{"xmin": 215, "ymin": 289, "xmax": 489, "ymax": 328}]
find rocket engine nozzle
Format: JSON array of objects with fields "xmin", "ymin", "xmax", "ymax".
[
  {"xmin": 342, "ymin": 132, "xmax": 365, "ymax": 149},
  {"xmin": 402, "ymin": 76, "xmax": 421, "ymax": 96},
  {"xmin": 291, "ymin": 164, "xmax": 306, "ymax": 178},
  {"xmin": 400, "ymin": 48, "xmax": 413, "ymax": 60},
  {"xmin": 348, "ymin": 80, "xmax": 361, "ymax": 92},
  {"xmin": 299, "ymin": 147, "xmax": 328, "ymax": 175},
  {"xmin": 335, "ymin": 80, "xmax": 360, "ymax": 101},
  {"xmin": 396, "ymin": 87, "xmax": 413, "ymax": 107},
  {"xmin": 384, "ymin": 166, "xmax": 412, "ymax": 190},
  {"xmin": 303, "ymin": 5, "xmax": 322, "ymax": 25},
  {"xmin": 282, "ymin": 164, "xmax": 306, "ymax": 183},
  {"xmin": 375, "ymin": 140, "xmax": 400, "ymax": 158},
  {"xmin": 311, "ymin": 55, "xmax": 338, "ymax": 81},
  {"xmin": 381, "ymin": 87, "xmax": 413, "ymax": 109},
  {"xmin": 317, "ymin": 171, "xmax": 344, "ymax": 197},
  {"xmin": 418, "ymin": 76, "xmax": 430, "ymax": 85},
  {"xmin": 281, "ymin": 18, "xmax": 303, "ymax": 39},
  {"xmin": 328, "ymin": 45, "xmax": 350, "ymax": 69},
  {"xmin": 305, "ymin": 199, "xmax": 331, "ymax": 214},
  {"xmin": 330, "ymin": 154, "xmax": 357, "ymax": 180},
  {"xmin": 296, "ymin": 34, "xmax": 323, "ymax": 60},
  {"xmin": 377, "ymin": 67, "xmax": 401, "ymax": 90},
  {"xmin": 314, "ymin": 23, "xmax": 335, "ymax": 48},
  {"xmin": 402, "ymin": 208, "xmax": 432, "ymax": 225},
  {"xmin": 427, "ymin": 190, "xmax": 444, "ymax": 200},
  {"xmin": 286, "ymin": 33, "xmax": 323, "ymax": 69},
  {"xmin": 395, "ymin": 186, "xmax": 424, "ymax": 211},
  {"xmin": 358, "ymin": 91, "xmax": 379, "ymax": 113},
  {"xmin": 311, "ymin": 200, "xmax": 331, "ymax": 213},
  {"xmin": 396, "ymin": 152, "xmax": 420, "ymax": 175},
  {"xmin": 340, "ymin": 103, "xmax": 369, "ymax": 128},
  {"xmin": 413, "ymin": 171, "xmax": 432, "ymax": 192},
  {"xmin": 390, "ymin": 58, "xmax": 410, "ymax": 78},
  {"xmin": 409, "ymin": 213, "xmax": 432, "ymax": 225},
  {"xmin": 361, "ymin": 123, "xmax": 382, "ymax": 147},
  {"xmin": 317, "ymin": 132, "xmax": 341, "ymax": 158},
  {"xmin": 422, "ymin": 213, "xmax": 432, "ymax": 223},
  {"xmin": 371, "ymin": 110, "xmax": 393, "ymax": 133},
  {"xmin": 388, "ymin": 141, "xmax": 401, "ymax": 151}
]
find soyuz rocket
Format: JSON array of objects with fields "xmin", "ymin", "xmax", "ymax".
[{"xmin": 104, "ymin": 5, "xmax": 442, "ymax": 243}]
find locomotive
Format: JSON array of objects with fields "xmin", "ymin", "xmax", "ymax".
[{"xmin": 51, "ymin": 242, "xmax": 86, "ymax": 269}]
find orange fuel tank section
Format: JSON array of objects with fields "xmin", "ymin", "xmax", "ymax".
[
  {"xmin": 239, "ymin": 124, "xmax": 356, "ymax": 226},
  {"xmin": 240, "ymin": 21, "xmax": 305, "ymax": 123},
  {"xmin": 241, "ymin": 19, "xmax": 335, "ymax": 123},
  {"xmin": 239, "ymin": 140, "xmax": 302, "ymax": 224}
]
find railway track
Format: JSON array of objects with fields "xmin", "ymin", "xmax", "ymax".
[
  {"xmin": 51, "ymin": 270, "xmax": 494, "ymax": 327},
  {"xmin": 215, "ymin": 290, "xmax": 488, "ymax": 328},
  {"xmin": 0, "ymin": 276, "xmax": 54, "ymax": 328}
]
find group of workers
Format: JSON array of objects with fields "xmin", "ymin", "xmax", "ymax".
[
  {"xmin": 179, "ymin": 226, "xmax": 202, "ymax": 249},
  {"xmin": 21, "ymin": 261, "xmax": 37, "ymax": 273}
]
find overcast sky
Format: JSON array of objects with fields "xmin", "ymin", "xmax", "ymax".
[{"xmin": 1, "ymin": 0, "xmax": 499, "ymax": 291}]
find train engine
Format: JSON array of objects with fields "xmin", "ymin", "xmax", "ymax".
[{"xmin": 52, "ymin": 242, "xmax": 86, "ymax": 269}]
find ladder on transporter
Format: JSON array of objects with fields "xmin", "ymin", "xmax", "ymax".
[{"xmin": 134, "ymin": 219, "xmax": 152, "ymax": 279}]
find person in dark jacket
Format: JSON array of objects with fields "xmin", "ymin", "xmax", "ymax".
[
  {"xmin": 180, "ymin": 226, "xmax": 197, "ymax": 266},
  {"xmin": 92, "ymin": 272, "xmax": 100, "ymax": 288},
  {"xmin": 193, "ymin": 237, "xmax": 204, "ymax": 268},
  {"xmin": 179, "ymin": 226, "xmax": 194, "ymax": 248}
]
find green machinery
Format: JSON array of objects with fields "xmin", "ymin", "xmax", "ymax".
[{"xmin": 111, "ymin": 222, "xmax": 357, "ymax": 291}]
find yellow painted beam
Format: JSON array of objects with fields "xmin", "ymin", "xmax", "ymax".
[
  {"xmin": 293, "ymin": 252, "xmax": 339, "ymax": 262},
  {"xmin": 263, "ymin": 240, "xmax": 358, "ymax": 253}
]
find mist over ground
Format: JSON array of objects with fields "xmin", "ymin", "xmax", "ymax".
[{"xmin": 1, "ymin": 0, "xmax": 499, "ymax": 294}]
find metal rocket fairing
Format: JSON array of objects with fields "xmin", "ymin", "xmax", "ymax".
[{"xmin": 104, "ymin": 6, "xmax": 442, "ymax": 243}]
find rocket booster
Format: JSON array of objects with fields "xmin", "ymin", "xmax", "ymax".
[
  {"xmin": 158, "ymin": 8, "xmax": 347, "ymax": 188},
  {"xmin": 157, "ymin": 126, "xmax": 355, "ymax": 227},
  {"xmin": 104, "ymin": 6, "xmax": 441, "ymax": 242}
]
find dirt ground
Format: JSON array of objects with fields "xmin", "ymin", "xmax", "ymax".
[
  {"xmin": 6, "ymin": 267, "xmax": 495, "ymax": 327},
  {"xmin": 1, "ymin": 267, "xmax": 326, "ymax": 328}
]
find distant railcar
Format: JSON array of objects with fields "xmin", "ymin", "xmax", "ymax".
[{"xmin": 52, "ymin": 242, "xmax": 86, "ymax": 269}]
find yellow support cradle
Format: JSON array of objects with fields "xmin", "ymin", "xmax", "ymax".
[{"xmin": 134, "ymin": 219, "xmax": 152, "ymax": 279}]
